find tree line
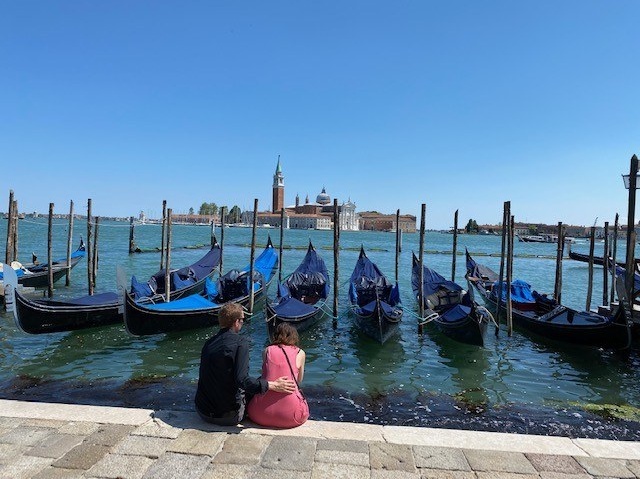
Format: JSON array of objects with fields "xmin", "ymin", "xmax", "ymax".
[{"xmin": 193, "ymin": 202, "xmax": 242, "ymax": 223}]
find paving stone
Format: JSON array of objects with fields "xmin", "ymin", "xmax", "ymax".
[
  {"xmin": 0, "ymin": 426, "xmax": 55, "ymax": 446},
  {"xmin": 0, "ymin": 455, "xmax": 52, "ymax": 479},
  {"xmin": 21, "ymin": 418, "xmax": 66, "ymax": 429},
  {"xmin": 27, "ymin": 433, "xmax": 85, "ymax": 458},
  {"xmin": 212, "ymin": 434, "xmax": 272, "ymax": 465},
  {"xmin": 538, "ymin": 473, "xmax": 593, "ymax": 479},
  {"xmin": 167, "ymin": 429, "xmax": 226, "ymax": 456},
  {"xmin": 369, "ymin": 442, "xmax": 417, "ymax": 472},
  {"xmin": 249, "ymin": 467, "xmax": 311, "ymax": 479},
  {"xmin": 315, "ymin": 448, "xmax": 369, "ymax": 467},
  {"xmin": 476, "ymin": 473, "xmax": 539, "ymax": 479},
  {"xmin": 370, "ymin": 469, "xmax": 421, "ymax": 478},
  {"xmin": 0, "ymin": 416, "xmax": 23, "ymax": 428},
  {"xmin": 52, "ymin": 443, "xmax": 111, "ymax": 470},
  {"xmin": 626, "ymin": 459, "xmax": 640, "ymax": 476},
  {"xmin": 30, "ymin": 466, "xmax": 85, "ymax": 479},
  {"xmin": 316, "ymin": 438, "xmax": 369, "ymax": 454},
  {"xmin": 413, "ymin": 445, "xmax": 471, "ymax": 471},
  {"xmin": 574, "ymin": 456, "xmax": 635, "ymax": 478},
  {"xmin": 526, "ymin": 453, "xmax": 586, "ymax": 474},
  {"xmin": 86, "ymin": 452, "xmax": 154, "ymax": 479},
  {"xmin": 58, "ymin": 421, "xmax": 100, "ymax": 436},
  {"xmin": 201, "ymin": 463, "xmax": 256, "ymax": 479},
  {"xmin": 113, "ymin": 435, "xmax": 174, "ymax": 458},
  {"xmin": 261, "ymin": 436, "xmax": 317, "ymax": 471},
  {"xmin": 133, "ymin": 418, "xmax": 182, "ymax": 439},
  {"xmin": 140, "ymin": 452, "xmax": 210, "ymax": 479},
  {"xmin": 419, "ymin": 470, "xmax": 477, "ymax": 479},
  {"xmin": 0, "ymin": 442, "xmax": 28, "ymax": 464},
  {"xmin": 312, "ymin": 462, "xmax": 370, "ymax": 479},
  {"xmin": 463, "ymin": 449, "xmax": 537, "ymax": 474},
  {"xmin": 85, "ymin": 424, "xmax": 135, "ymax": 446}
]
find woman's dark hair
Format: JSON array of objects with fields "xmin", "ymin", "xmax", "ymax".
[{"xmin": 272, "ymin": 322, "xmax": 299, "ymax": 346}]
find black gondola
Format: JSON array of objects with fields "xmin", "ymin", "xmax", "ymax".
[
  {"xmin": 465, "ymin": 249, "xmax": 632, "ymax": 349},
  {"xmin": 0, "ymin": 239, "xmax": 86, "ymax": 288},
  {"xmin": 265, "ymin": 241, "xmax": 329, "ymax": 337},
  {"xmin": 411, "ymin": 252, "xmax": 489, "ymax": 346},
  {"xmin": 7, "ymin": 239, "xmax": 222, "ymax": 334},
  {"xmin": 348, "ymin": 246, "xmax": 403, "ymax": 344},
  {"xmin": 124, "ymin": 237, "xmax": 278, "ymax": 336}
]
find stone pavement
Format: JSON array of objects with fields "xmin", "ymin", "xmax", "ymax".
[{"xmin": 1, "ymin": 399, "xmax": 640, "ymax": 478}]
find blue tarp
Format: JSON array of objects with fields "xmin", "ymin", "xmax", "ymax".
[
  {"xmin": 491, "ymin": 279, "xmax": 536, "ymax": 303},
  {"xmin": 145, "ymin": 294, "xmax": 219, "ymax": 311},
  {"xmin": 440, "ymin": 304, "xmax": 473, "ymax": 324},
  {"xmin": 349, "ymin": 247, "xmax": 401, "ymax": 307}
]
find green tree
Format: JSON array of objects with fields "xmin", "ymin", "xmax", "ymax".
[
  {"xmin": 228, "ymin": 205, "xmax": 242, "ymax": 223},
  {"xmin": 189, "ymin": 207, "xmax": 194, "ymax": 215},
  {"xmin": 465, "ymin": 219, "xmax": 479, "ymax": 234}
]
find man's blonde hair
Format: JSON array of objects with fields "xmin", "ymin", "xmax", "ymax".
[{"xmin": 219, "ymin": 302, "xmax": 244, "ymax": 328}]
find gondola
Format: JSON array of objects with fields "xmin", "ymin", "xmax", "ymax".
[
  {"xmin": 6, "ymin": 239, "xmax": 222, "ymax": 334},
  {"xmin": 411, "ymin": 252, "xmax": 489, "ymax": 346},
  {"xmin": 348, "ymin": 246, "xmax": 402, "ymax": 344},
  {"xmin": 568, "ymin": 250, "xmax": 625, "ymax": 267},
  {"xmin": 464, "ymin": 249, "xmax": 632, "ymax": 349},
  {"xmin": 124, "ymin": 237, "xmax": 278, "ymax": 336},
  {"xmin": 0, "ymin": 239, "xmax": 86, "ymax": 288},
  {"xmin": 265, "ymin": 241, "xmax": 329, "ymax": 337}
]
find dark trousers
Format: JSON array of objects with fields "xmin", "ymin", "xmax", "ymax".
[{"xmin": 196, "ymin": 390, "xmax": 248, "ymax": 426}]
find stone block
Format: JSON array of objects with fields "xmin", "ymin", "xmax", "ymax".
[
  {"xmin": 86, "ymin": 453, "xmax": 154, "ymax": 479},
  {"xmin": 168, "ymin": 429, "xmax": 226, "ymax": 456},
  {"xmin": 0, "ymin": 442, "xmax": 28, "ymax": 464},
  {"xmin": 369, "ymin": 442, "xmax": 416, "ymax": 472},
  {"xmin": 58, "ymin": 421, "xmax": 100, "ymax": 436},
  {"xmin": 30, "ymin": 466, "xmax": 84, "ymax": 479},
  {"xmin": 0, "ymin": 426, "xmax": 55, "ymax": 446},
  {"xmin": 141, "ymin": 452, "xmax": 210, "ymax": 479},
  {"xmin": 574, "ymin": 456, "xmax": 635, "ymax": 478},
  {"xmin": 212, "ymin": 434, "xmax": 272, "ymax": 465},
  {"xmin": 526, "ymin": 453, "xmax": 586, "ymax": 474},
  {"xmin": 370, "ymin": 469, "xmax": 421, "ymax": 479},
  {"xmin": 113, "ymin": 435, "xmax": 174, "ymax": 458},
  {"xmin": 133, "ymin": 418, "xmax": 182, "ymax": 439},
  {"xmin": 21, "ymin": 418, "xmax": 66, "ymax": 429},
  {"xmin": 53, "ymin": 443, "xmax": 110, "ymax": 470},
  {"xmin": 419, "ymin": 470, "xmax": 477, "ymax": 479},
  {"xmin": 476, "ymin": 473, "xmax": 539, "ymax": 479},
  {"xmin": 27, "ymin": 433, "xmax": 86, "ymax": 458},
  {"xmin": 316, "ymin": 438, "xmax": 369, "ymax": 454},
  {"xmin": 463, "ymin": 449, "xmax": 537, "ymax": 474},
  {"xmin": 85, "ymin": 424, "xmax": 135, "ymax": 447},
  {"xmin": 201, "ymin": 463, "xmax": 256, "ymax": 479},
  {"xmin": 249, "ymin": 467, "xmax": 311, "ymax": 479},
  {"xmin": 261, "ymin": 436, "xmax": 317, "ymax": 471},
  {"xmin": 0, "ymin": 455, "xmax": 52, "ymax": 479},
  {"xmin": 315, "ymin": 449, "xmax": 369, "ymax": 467},
  {"xmin": 538, "ymin": 473, "xmax": 593, "ymax": 479},
  {"xmin": 413, "ymin": 445, "xmax": 471, "ymax": 471},
  {"xmin": 311, "ymin": 462, "xmax": 370, "ymax": 479}
]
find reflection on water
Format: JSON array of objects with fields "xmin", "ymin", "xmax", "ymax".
[{"xmin": 1, "ymin": 219, "xmax": 640, "ymax": 437}]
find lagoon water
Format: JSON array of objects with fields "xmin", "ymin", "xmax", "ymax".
[{"xmin": 1, "ymin": 218, "xmax": 639, "ymax": 438}]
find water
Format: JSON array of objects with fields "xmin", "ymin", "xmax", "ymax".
[{"xmin": 1, "ymin": 218, "xmax": 639, "ymax": 438}]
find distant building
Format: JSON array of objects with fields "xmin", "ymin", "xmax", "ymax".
[
  {"xmin": 272, "ymin": 156, "xmax": 285, "ymax": 213},
  {"xmin": 359, "ymin": 211, "xmax": 416, "ymax": 233}
]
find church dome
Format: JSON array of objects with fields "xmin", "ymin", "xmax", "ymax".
[{"xmin": 316, "ymin": 186, "xmax": 331, "ymax": 206}]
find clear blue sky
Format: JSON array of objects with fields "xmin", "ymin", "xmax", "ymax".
[{"xmin": 1, "ymin": 1, "xmax": 638, "ymax": 229}]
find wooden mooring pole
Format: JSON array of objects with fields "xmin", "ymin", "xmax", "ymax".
[
  {"xmin": 87, "ymin": 199, "xmax": 93, "ymax": 296},
  {"xmin": 248, "ymin": 199, "xmax": 258, "ymax": 314},
  {"xmin": 47, "ymin": 203, "xmax": 54, "ymax": 298},
  {"xmin": 160, "ymin": 200, "xmax": 167, "ymax": 270},
  {"xmin": 452, "ymin": 209, "xmax": 458, "ymax": 282},
  {"xmin": 603, "ymin": 221, "xmax": 609, "ymax": 307},
  {"xmin": 625, "ymin": 155, "xmax": 638, "ymax": 305},
  {"xmin": 65, "ymin": 200, "xmax": 74, "ymax": 286},
  {"xmin": 553, "ymin": 222, "xmax": 563, "ymax": 304},
  {"xmin": 12, "ymin": 200, "xmax": 18, "ymax": 263},
  {"xmin": 496, "ymin": 202, "xmax": 509, "ymax": 335},
  {"xmin": 395, "ymin": 209, "xmax": 400, "ymax": 283},
  {"xmin": 129, "ymin": 217, "xmax": 136, "ymax": 254},
  {"xmin": 586, "ymin": 226, "xmax": 596, "ymax": 311},
  {"xmin": 220, "ymin": 206, "xmax": 226, "ymax": 275},
  {"xmin": 5, "ymin": 190, "xmax": 14, "ymax": 265},
  {"xmin": 418, "ymin": 203, "xmax": 426, "ymax": 334},
  {"xmin": 278, "ymin": 207, "xmax": 285, "ymax": 284},
  {"xmin": 333, "ymin": 198, "xmax": 339, "ymax": 325},
  {"xmin": 506, "ymin": 210, "xmax": 513, "ymax": 336},
  {"xmin": 165, "ymin": 209, "xmax": 172, "ymax": 301},
  {"xmin": 210, "ymin": 220, "xmax": 215, "ymax": 248}
]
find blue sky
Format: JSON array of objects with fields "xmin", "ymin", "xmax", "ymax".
[{"xmin": 1, "ymin": 1, "xmax": 638, "ymax": 229}]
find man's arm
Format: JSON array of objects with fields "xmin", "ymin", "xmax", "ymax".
[{"xmin": 235, "ymin": 338, "xmax": 268, "ymax": 395}]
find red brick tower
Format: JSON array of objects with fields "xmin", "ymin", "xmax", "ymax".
[{"xmin": 272, "ymin": 155, "xmax": 284, "ymax": 213}]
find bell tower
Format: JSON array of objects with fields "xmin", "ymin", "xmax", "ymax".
[{"xmin": 272, "ymin": 155, "xmax": 284, "ymax": 213}]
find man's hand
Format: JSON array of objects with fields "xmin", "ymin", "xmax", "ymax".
[{"xmin": 268, "ymin": 376, "xmax": 296, "ymax": 394}]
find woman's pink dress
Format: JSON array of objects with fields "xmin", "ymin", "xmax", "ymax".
[{"xmin": 247, "ymin": 344, "xmax": 309, "ymax": 428}]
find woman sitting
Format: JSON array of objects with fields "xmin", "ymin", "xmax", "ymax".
[{"xmin": 247, "ymin": 323, "xmax": 309, "ymax": 428}]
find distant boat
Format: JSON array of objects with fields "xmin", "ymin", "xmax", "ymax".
[
  {"xmin": 465, "ymin": 250, "xmax": 632, "ymax": 349},
  {"xmin": 411, "ymin": 253, "xmax": 489, "ymax": 346},
  {"xmin": 265, "ymin": 241, "xmax": 329, "ymax": 337},
  {"xmin": 123, "ymin": 237, "xmax": 278, "ymax": 336},
  {"xmin": 517, "ymin": 234, "xmax": 575, "ymax": 244},
  {"xmin": 0, "ymin": 239, "xmax": 86, "ymax": 288},
  {"xmin": 348, "ymin": 247, "xmax": 403, "ymax": 344}
]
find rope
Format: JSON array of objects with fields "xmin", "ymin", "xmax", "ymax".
[{"xmin": 476, "ymin": 305, "xmax": 498, "ymax": 328}]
